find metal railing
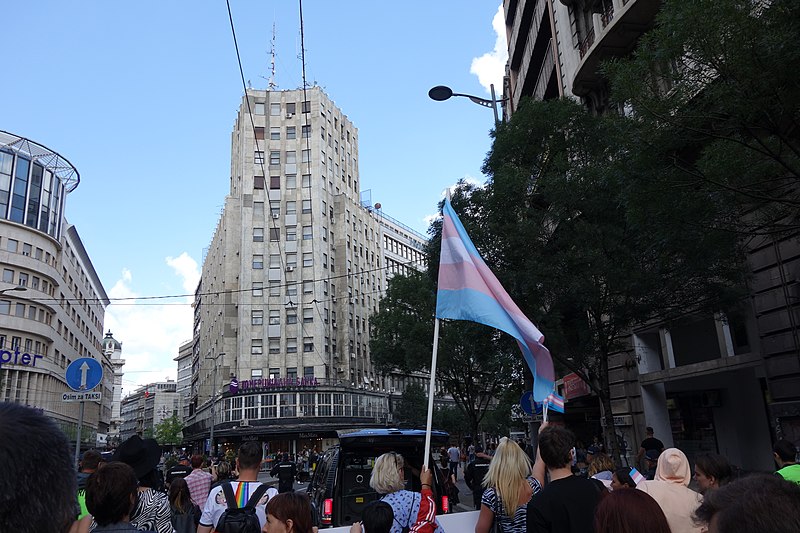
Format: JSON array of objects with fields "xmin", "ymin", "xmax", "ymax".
[{"xmin": 579, "ymin": 28, "xmax": 596, "ymax": 59}]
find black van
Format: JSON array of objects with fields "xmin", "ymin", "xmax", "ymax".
[{"xmin": 307, "ymin": 428, "xmax": 451, "ymax": 528}]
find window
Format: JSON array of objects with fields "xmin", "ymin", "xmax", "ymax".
[
  {"xmin": 254, "ymin": 127, "xmax": 265, "ymax": 140},
  {"xmin": 3, "ymin": 269, "xmax": 13, "ymax": 283},
  {"xmin": 302, "ymin": 200, "xmax": 312, "ymax": 214},
  {"xmin": 302, "ymin": 149, "xmax": 310, "ymax": 163},
  {"xmin": 255, "ymin": 102, "xmax": 265, "ymax": 115},
  {"xmin": 269, "ymin": 228, "xmax": 280, "ymax": 241},
  {"xmin": 261, "ymin": 394, "xmax": 277, "ymax": 418},
  {"xmin": 254, "ymin": 151, "xmax": 265, "ymax": 165},
  {"xmin": 269, "ymin": 281, "xmax": 281, "ymax": 296},
  {"xmin": 303, "ymin": 280, "xmax": 313, "ymax": 294},
  {"xmin": 323, "ymin": 253, "xmax": 328, "ymax": 269},
  {"xmin": 302, "ymin": 100, "xmax": 311, "ymax": 113},
  {"xmin": 254, "ymin": 201, "xmax": 264, "ymax": 217},
  {"xmin": 287, "ymin": 338, "xmax": 297, "ymax": 353},
  {"xmin": 251, "ymin": 339, "xmax": 263, "ymax": 355},
  {"xmin": 6, "ymin": 239, "xmax": 18, "ymax": 252},
  {"xmin": 286, "ymin": 174, "xmax": 296, "ymax": 189},
  {"xmin": 280, "ymin": 393, "xmax": 296, "ymax": 417},
  {"xmin": 286, "ymin": 102, "xmax": 296, "ymax": 115},
  {"xmin": 269, "ymin": 254, "xmax": 281, "ymax": 268},
  {"xmin": 268, "ymin": 340, "xmax": 280, "ymax": 354},
  {"xmin": 302, "ymin": 226, "xmax": 312, "ymax": 240},
  {"xmin": 15, "ymin": 303, "xmax": 24, "ymax": 317},
  {"xmin": 252, "ymin": 255, "xmax": 264, "ymax": 269},
  {"xmin": 269, "ymin": 310, "xmax": 280, "ymax": 325},
  {"xmin": 303, "ymin": 308, "xmax": 314, "ymax": 323},
  {"xmin": 301, "ymin": 125, "xmax": 311, "ymax": 139},
  {"xmin": 286, "ymin": 227, "xmax": 297, "ymax": 241},
  {"xmin": 304, "ymin": 366, "xmax": 314, "ymax": 379},
  {"xmin": 322, "ymin": 226, "xmax": 328, "ymax": 241},
  {"xmin": 270, "ymin": 201, "xmax": 280, "ymax": 217},
  {"xmin": 302, "ymin": 252, "xmax": 313, "ymax": 267},
  {"xmin": 270, "ymin": 175, "xmax": 280, "ymax": 189},
  {"xmin": 270, "ymin": 127, "xmax": 280, "ymax": 140},
  {"xmin": 286, "ymin": 253, "xmax": 297, "ymax": 268},
  {"xmin": 22, "ymin": 244, "xmax": 31, "ymax": 256},
  {"xmin": 304, "ymin": 337, "xmax": 314, "ymax": 352},
  {"xmin": 286, "ymin": 151, "xmax": 297, "ymax": 165},
  {"xmin": 287, "ymin": 311, "xmax": 297, "ymax": 324},
  {"xmin": 286, "ymin": 283, "xmax": 298, "ymax": 296},
  {"xmin": 269, "ymin": 368, "xmax": 280, "ymax": 379},
  {"xmin": 253, "ymin": 176, "xmax": 265, "ymax": 189},
  {"xmin": 253, "ymin": 282, "xmax": 263, "ymax": 297},
  {"xmin": 269, "ymin": 151, "xmax": 281, "ymax": 165},
  {"xmin": 287, "ymin": 126, "xmax": 296, "ymax": 139},
  {"xmin": 302, "ymin": 174, "xmax": 311, "ymax": 188},
  {"xmin": 252, "ymin": 310, "xmax": 263, "ymax": 325},
  {"xmin": 286, "ymin": 201, "xmax": 297, "ymax": 215},
  {"xmin": 270, "ymin": 103, "xmax": 281, "ymax": 116},
  {"xmin": 0, "ymin": 300, "xmax": 9, "ymax": 315}
]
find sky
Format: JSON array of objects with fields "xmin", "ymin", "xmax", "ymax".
[{"xmin": 1, "ymin": 1, "xmax": 507, "ymax": 396}]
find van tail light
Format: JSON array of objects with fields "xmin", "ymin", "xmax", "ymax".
[
  {"xmin": 441, "ymin": 495, "xmax": 450, "ymax": 514},
  {"xmin": 322, "ymin": 498, "xmax": 333, "ymax": 524}
]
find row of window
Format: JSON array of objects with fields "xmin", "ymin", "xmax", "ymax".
[
  {"xmin": 0, "ymin": 150, "xmax": 63, "ymax": 239},
  {"xmin": 253, "ymin": 100, "xmax": 312, "ymax": 117},
  {"xmin": 222, "ymin": 391, "xmax": 387, "ymax": 421},
  {"xmin": 0, "ymin": 298, "xmax": 52, "ymax": 326},
  {"xmin": 384, "ymin": 235, "xmax": 426, "ymax": 265},
  {"xmin": 251, "ymin": 337, "xmax": 315, "ymax": 354}
]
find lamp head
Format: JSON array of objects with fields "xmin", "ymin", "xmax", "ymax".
[{"xmin": 428, "ymin": 85, "xmax": 454, "ymax": 101}]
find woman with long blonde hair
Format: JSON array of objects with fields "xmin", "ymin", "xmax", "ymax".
[{"xmin": 475, "ymin": 434, "xmax": 545, "ymax": 533}]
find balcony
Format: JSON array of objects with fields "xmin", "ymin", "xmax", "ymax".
[{"xmin": 572, "ymin": 0, "xmax": 660, "ymax": 97}]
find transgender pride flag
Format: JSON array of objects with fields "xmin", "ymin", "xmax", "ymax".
[{"xmin": 436, "ymin": 197, "xmax": 555, "ymax": 401}]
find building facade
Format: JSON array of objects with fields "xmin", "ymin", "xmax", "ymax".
[
  {"xmin": 175, "ymin": 339, "xmax": 192, "ymax": 422},
  {"xmin": 502, "ymin": 0, "xmax": 788, "ymax": 471},
  {"xmin": 102, "ymin": 331, "xmax": 125, "ymax": 447},
  {"xmin": 0, "ymin": 131, "xmax": 112, "ymax": 449},
  {"xmin": 183, "ymin": 87, "xmax": 429, "ymax": 455},
  {"xmin": 119, "ymin": 380, "xmax": 179, "ymax": 442}
]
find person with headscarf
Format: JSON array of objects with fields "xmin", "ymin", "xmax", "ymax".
[{"xmin": 637, "ymin": 447, "xmax": 703, "ymax": 533}]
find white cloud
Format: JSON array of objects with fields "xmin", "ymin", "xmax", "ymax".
[
  {"xmin": 423, "ymin": 176, "xmax": 486, "ymax": 228},
  {"xmin": 105, "ymin": 253, "xmax": 200, "ymax": 397},
  {"xmin": 470, "ymin": 4, "xmax": 508, "ymax": 95}
]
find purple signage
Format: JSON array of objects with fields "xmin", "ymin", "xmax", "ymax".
[
  {"xmin": 229, "ymin": 377, "xmax": 239, "ymax": 394},
  {"xmin": 237, "ymin": 376, "xmax": 319, "ymax": 392}
]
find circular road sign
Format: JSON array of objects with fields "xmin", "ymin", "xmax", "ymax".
[{"xmin": 66, "ymin": 357, "xmax": 103, "ymax": 392}]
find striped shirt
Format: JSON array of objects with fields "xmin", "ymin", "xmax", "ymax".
[
  {"xmin": 481, "ymin": 477, "xmax": 542, "ymax": 533},
  {"xmin": 184, "ymin": 468, "xmax": 213, "ymax": 508}
]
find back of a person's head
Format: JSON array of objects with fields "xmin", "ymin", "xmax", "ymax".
[
  {"xmin": 588, "ymin": 452, "xmax": 615, "ymax": 476},
  {"xmin": 594, "ymin": 488, "xmax": 671, "ymax": 533},
  {"xmin": 81, "ymin": 449, "xmax": 103, "ymax": 471},
  {"xmin": 266, "ymin": 492, "xmax": 314, "ymax": 533},
  {"xmin": 694, "ymin": 453, "xmax": 733, "ymax": 486},
  {"xmin": 646, "ymin": 426, "xmax": 654, "ymax": 435},
  {"xmin": 370, "ymin": 452, "xmax": 405, "ymax": 494},
  {"xmin": 169, "ymin": 476, "xmax": 193, "ymax": 512},
  {"xmin": 190, "ymin": 454, "xmax": 204, "ymax": 469},
  {"xmin": 694, "ymin": 473, "xmax": 800, "ymax": 533},
  {"xmin": 613, "ymin": 468, "xmax": 637, "ymax": 489},
  {"xmin": 237, "ymin": 440, "xmax": 263, "ymax": 470},
  {"xmin": 773, "ymin": 439, "xmax": 797, "ymax": 462},
  {"xmin": 538, "ymin": 426, "xmax": 575, "ymax": 469},
  {"xmin": 86, "ymin": 462, "xmax": 139, "ymax": 526},
  {"xmin": 0, "ymin": 402, "xmax": 77, "ymax": 533},
  {"xmin": 360, "ymin": 500, "xmax": 394, "ymax": 533},
  {"xmin": 216, "ymin": 460, "xmax": 232, "ymax": 480},
  {"xmin": 483, "ymin": 437, "xmax": 531, "ymax": 518}
]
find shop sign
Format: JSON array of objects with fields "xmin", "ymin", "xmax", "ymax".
[
  {"xmin": 237, "ymin": 376, "xmax": 320, "ymax": 392},
  {"xmin": 299, "ymin": 432, "xmax": 318, "ymax": 438},
  {"xmin": 600, "ymin": 415, "xmax": 633, "ymax": 427},
  {"xmin": 563, "ymin": 373, "xmax": 591, "ymax": 400},
  {"xmin": 0, "ymin": 348, "xmax": 43, "ymax": 370}
]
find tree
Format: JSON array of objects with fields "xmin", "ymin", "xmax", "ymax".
[
  {"xmin": 153, "ymin": 414, "xmax": 183, "ymax": 446},
  {"xmin": 370, "ymin": 271, "xmax": 518, "ymax": 439},
  {"xmin": 394, "ymin": 383, "xmax": 427, "ymax": 428},
  {"xmin": 462, "ymin": 97, "xmax": 748, "ymax": 464},
  {"xmin": 605, "ymin": 0, "xmax": 800, "ymax": 235}
]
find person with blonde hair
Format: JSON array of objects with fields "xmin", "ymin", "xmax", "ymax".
[
  {"xmin": 588, "ymin": 452, "xmax": 615, "ymax": 489},
  {"xmin": 370, "ymin": 452, "xmax": 444, "ymax": 533},
  {"xmin": 475, "ymin": 433, "xmax": 546, "ymax": 533}
]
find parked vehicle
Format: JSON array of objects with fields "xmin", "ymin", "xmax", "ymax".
[{"xmin": 307, "ymin": 428, "xmax": 451, "ymax": 528}]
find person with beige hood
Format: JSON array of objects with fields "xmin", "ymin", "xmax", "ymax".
[{"xmin": 637, "ymin": 448, "xmax": 703, "ymax": 532}]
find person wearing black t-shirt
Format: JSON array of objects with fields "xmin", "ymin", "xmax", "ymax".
[
  {"xmin": 637, "ymin": 427, "xmax": 665, "ymax": 470},
  {"xmin": 526, "ymin": 426, "xmax": 605, "ymax": 533}
]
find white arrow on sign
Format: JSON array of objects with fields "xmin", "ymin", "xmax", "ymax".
[{"xmin": 80, "ymin": 361, "xmax": 90, "ymax": 390}]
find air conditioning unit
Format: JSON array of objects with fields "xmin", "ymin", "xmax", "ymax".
[
  {"xmin": 350, "ymin": 353, "xmax": 356, "ymax": 359},
  {"xmin": 272, "ymin": 213, "xmax": 280, "ymax": 219},
  {"xmin": 240, "ymin": 418, "xmax": 250, "ymax": 427},
  {"xmin": 337, "ymin": 366, "xmax": 346, "ymax": 373},
  {"xmin": 285, "ymin": 266, "xmax": 294, "ymax": 272},
  {"xmin": 390, "ymin": 387, "xmax": 396, "ymax": 393},
  {"xmin": 286, "ymin": 112, "xmax": 294, "ymax": 118}
]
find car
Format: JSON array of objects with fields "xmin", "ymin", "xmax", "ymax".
[{"xmin": 307, "ymin": 428, "xmax": 452, "ymax": 528}]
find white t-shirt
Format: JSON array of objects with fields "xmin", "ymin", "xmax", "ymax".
[{"xmin": 199, "ymin": 481, "xmax": 278, "ymax": 529}]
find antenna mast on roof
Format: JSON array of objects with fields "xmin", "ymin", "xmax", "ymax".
[{"xmin": 268, "ymin": 22, "xmax": 277, "ymax": 90}]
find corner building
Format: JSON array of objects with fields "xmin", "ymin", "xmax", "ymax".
[
  {"xmin": 185, "ymin": 88, "xmax": 402, "ymax": 454},
  {"xmin": 0, "ymin": 131, "xmax": 112, "ymax": 448}
]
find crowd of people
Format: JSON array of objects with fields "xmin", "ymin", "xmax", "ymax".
[{"xmin": 2, "ymin": 401, "xmax": 800, "ymax": 533}]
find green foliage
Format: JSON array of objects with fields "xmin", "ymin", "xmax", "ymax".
[
  {"xmin": 605, "ymin": 0, "xmax": 800, "ymax": 234},
  {"xmin": 153, "ymin": 414, "xmax": 183, "ymax": 446},
  {"xmin": 394, "ymin": 383, "xmax": 428, "ymax": 428}
]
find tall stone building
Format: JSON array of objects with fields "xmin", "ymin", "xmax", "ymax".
[
  {"xmin": 102, "ymin": 331, "xmax": 125, "ymax": 447},
  {"xmin": 0, "ymin": 130, "xmax": 112, "ymax": 449},
  {"xmin": 184, "ymin": 87, "xmax": 431, "ymax": 455}
]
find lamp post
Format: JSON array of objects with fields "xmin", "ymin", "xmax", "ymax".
[
  {"xmin": 428, "ymin": 83, "xmax": 507, "ymax": 125},
  {"xmin": 205, "ymin": 352, "xmax": 224, "ymax": 456},
  {"xmin": 0, "ymin": 286, "xmax": 26, "ymax": 296}
]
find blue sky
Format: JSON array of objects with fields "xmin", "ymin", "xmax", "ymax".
[{"xmin": 1, "ymin": 1, "xmax": 506, "ymax": 394}]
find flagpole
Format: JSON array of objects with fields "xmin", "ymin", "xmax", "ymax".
[{"xmin": 423, "ymin": 318, "xmax": 441, "ymax": 470}]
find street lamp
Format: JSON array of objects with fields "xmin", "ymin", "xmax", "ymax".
[
  {"xmin": 0, "ymin": 286, "xmax": 26, "ymax": 296},
  {"xmin": 205, "ymin": 352, "xmax": 224, "ymax": 457},
  {"xmin": 428, "ymin": 83, "xmax": 507, "ymax": 125}
]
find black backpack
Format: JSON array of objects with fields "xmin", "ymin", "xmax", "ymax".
[{"xmin": 216, "ymin": 482, "xmax": 270, "ymax": 533}]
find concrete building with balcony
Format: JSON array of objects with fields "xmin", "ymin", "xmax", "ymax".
[
  {"xmin": 501, "ymin": 0, "xmax": 791, "ymax": 471},
  {"xmin": 182, "ymin": 87, "xmax": 437, "ymax": 456},
  {"xmin": 175, "ymin": 339, "xmax": 192, "ymax": 422},
  {"xmin": 0, "ymin": 130, "xmax": 113, "ymax": 450},
  {"xmin": 101, "ymin": 331, "xmax": 125, "ymax": 448},
  {"xmin": 119, "ymin": 380, "xmax": 179, "ymax": 441}
]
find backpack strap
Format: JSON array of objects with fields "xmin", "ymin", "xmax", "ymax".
[
  {"xmin": 244, "ymin": 483, "xmax": 270, "ymax": 510},
  {"xmin": 221, "ymin": 482, "xmax": 238, "ymax": 510}
]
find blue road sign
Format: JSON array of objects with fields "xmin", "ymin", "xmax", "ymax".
[
  {"xmin": 520, "ymin": 391, "xmax": 543, "ymax": 416},
  {"xmin": 66, "ymin": 357, "xmax": 103, "ymax": 392}
]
